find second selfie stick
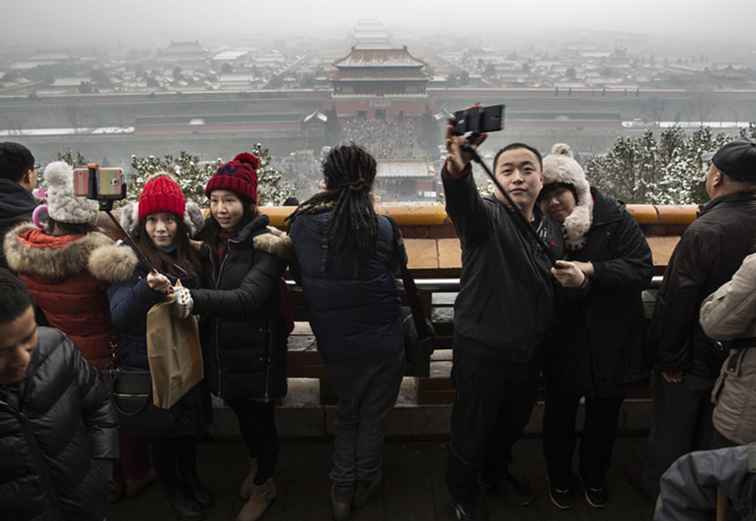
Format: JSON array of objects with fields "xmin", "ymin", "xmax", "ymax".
[{"xmin": 460, "ymin": 143, "xmax": 558, "ymax": 266}]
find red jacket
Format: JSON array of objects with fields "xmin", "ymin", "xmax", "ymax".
[{"xmin": 4, "ymin": 223, "xmax": 118, "ymax": 369}]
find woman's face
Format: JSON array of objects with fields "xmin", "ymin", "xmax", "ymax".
[
  {"xmin": 539, "ymin": 185, "xmax": 577, "ymax": 224},
  {"xmin": 145, "ymin": 213, "xmax": 178, "ymax": 248},
  {"xmin": 209, "ymin": 190, "xmax": 244, "ymax": 229}
]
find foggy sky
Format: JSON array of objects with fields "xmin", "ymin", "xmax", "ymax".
[{"xmin": 4, "ymin": 0, "xmax": 756, "ymax": 51}]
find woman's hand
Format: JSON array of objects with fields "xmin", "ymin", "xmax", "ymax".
[
  {"xmin": 173, "ymin": 282, "xmax": 194, "ymax": 319},
  {"xmin": 147, "ymin": 271, "xmax": 173, "ymax": 296},
  {"xmin": 444, "ymin": 118, "xmax": 487, "ymax": 178},
  {"xmin": 551, "ymin": 260, "xmax": 587, "ymax": 288}
]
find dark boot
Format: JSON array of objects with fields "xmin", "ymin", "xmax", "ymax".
[
  {"xmin": 154, "ymin": 442, "xmax": 205, "ymax": 521},
  {"xmin": 330, "ymin": 483, "xmax": 353, "ymax": 521}
]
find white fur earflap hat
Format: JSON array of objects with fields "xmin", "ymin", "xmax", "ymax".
[
  {"xmin": 44, "ymin": 161, "xmax": 99, "ymax": 225},
  {"xmin": 542, "ymin": 144, "xmax": 593, "ymax": 250}
]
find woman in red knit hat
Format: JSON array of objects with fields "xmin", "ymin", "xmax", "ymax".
[
  {"xmin": 172, "ymin": 153, "xmax": 293, "ymax": 521},
  {"xmin": 90, "ymin": 172, "xmax": 211, "ymax": 520}
]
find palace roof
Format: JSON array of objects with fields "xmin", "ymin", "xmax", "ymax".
[{"xmin": 334, "ymin": 46, "xmax": 427, "ymax": 69}]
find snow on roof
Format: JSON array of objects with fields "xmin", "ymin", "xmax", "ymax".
[
  {"xmin": 377, "ymin": 161, "xmax": 435, "ymax": 178},
  {"xmin": 0, "ymin": 127, "xmax": 134, "ymax": 137},
  {"xmin": 51, "ymin": 77, "xmax": 91, "ymax": 87},
  {"xmin": 213, "ymin": 50, "xmax": 249, "ymax": 61},
  {"xmin": 335, "ymin": 47, "xmax": 426, "ymax": 68}
]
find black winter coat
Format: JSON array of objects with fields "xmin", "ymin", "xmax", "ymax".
[
  {"xmin": 0, "ymin": 179, "xmax": 36, "ymax": 271},
  {"xmin": 543, "ymin": 188, "xmax": 654, "ymax": 397},
  {"xmin": 288, "ymin": 209, "xmax": 406, "ymax": 365},
  {"xmin": 651, "ymin": 191, "xmax": 756, "ymax": 382},
  {"xmin": 442, "ymin": 165, "xmax": 563, "ymax": 364},
  {"xmin": 0, "ymin": 328, "xmax": 117, "ymax": 521},
  {"xmin": 191, "ymin": 215, "xmax": 291, "ymax": 401}
]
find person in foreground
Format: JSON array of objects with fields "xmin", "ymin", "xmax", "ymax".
[{"xmin": 0, "ymin": 268, "xmax": 117, "ymax": 521}]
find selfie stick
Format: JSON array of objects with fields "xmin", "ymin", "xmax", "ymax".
[{"xmin": 460, "ymin": 143, "xmax": 558, "ymax": 265}]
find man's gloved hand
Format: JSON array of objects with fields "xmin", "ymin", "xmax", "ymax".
[{"xmin": 173, "ymin": 281, "xmax": 194, "ymax": 319}]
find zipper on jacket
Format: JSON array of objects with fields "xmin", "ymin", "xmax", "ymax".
[{"xmin": 214, "ymin": 239, "xmax": 233, "ymax": 398}]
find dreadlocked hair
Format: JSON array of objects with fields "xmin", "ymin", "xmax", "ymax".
[{"xmin": 288, "ymin": 143, "xmax": 378, "ymax": 255}]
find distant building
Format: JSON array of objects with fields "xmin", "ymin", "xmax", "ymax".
[{"xmin": 157, "ymin": 41, "xmax": 209, "ymax": 67}]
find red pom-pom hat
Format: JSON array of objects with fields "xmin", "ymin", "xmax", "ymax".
[{"xmin": 205, "ymin": 152, "xmax": 260, "ymax": 203}]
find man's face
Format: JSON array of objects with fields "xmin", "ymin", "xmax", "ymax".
[
  {"xmin": 494, "ymin": 148, "xmax": 544, "ymax": 213},
  {"xmin": 0, "ymin": 307, "xmax": 37, "ymax": 385}
]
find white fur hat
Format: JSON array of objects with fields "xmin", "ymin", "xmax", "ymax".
[
  {"xmin": 542, "ymin": 144, "xmax": 593, "ymax": 250},
  {"xmin": 44, "ymin": 161, "xmax": 99, "ymax": 225}
]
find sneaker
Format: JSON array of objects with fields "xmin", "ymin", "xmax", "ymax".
[
  {"xmin": 501, "ymin": 471, "xmax": 535, "ymax": 506},
  {"xmin": 236, "ymin": 478, "xmax": 276, "ymax": 521},
  {"xmin": 584, "ymin": 485, "xmax": 609, "ymax": 509},
  {"xmin": 548, "ymin": 484, "xmax": 575, "ymax": 510},
  {"xmin": 353, "ymin": 477, "xmax": 381, "ymax": 508}
]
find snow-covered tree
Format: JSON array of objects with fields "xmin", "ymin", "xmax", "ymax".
[{"xmin": 129, "ymin": 143, "xmax": 294, "ymax": 206}]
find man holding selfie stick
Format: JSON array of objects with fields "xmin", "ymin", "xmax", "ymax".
[{"xmin": 442, "ymin": 119, "xmax": 563, "ymax": 520}]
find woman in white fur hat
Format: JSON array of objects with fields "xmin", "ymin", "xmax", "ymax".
[
  {"xmin": 3, "ymin": 161, "xmax": 117, "ymax": 370},
  {"xmin": 539, "ymin": 144, "xmax": 654, "ymax": 510}
]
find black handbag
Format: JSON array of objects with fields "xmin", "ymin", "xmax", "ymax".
[
  {"xmin": 108, "ymin": 368, "xmax": 199, "ymax": 438},
  {"xmin": 388, "ymin": 218, "xmax": 435, "ymax": 377}
]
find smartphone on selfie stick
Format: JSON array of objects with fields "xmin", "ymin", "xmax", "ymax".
[
  {"xmin": 74, "ymin": 163, "xmax": 157, "ymax": 272},
  {"xmin": 451, "ymin": 105, "xmax": 558, "ymax": 265}
]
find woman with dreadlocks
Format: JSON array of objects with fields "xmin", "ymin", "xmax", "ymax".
[{"xmin": 288, "ymin": 143, "xmax": 407, "ymax": 521}]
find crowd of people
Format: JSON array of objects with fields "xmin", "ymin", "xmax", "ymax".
[
  {"xmin": 0, "ymin": 131, "xmax": 755, "ymax": 521},
  {"xmin": 341, "ymin": 117, "xmax": 429, "ymax": 161}
]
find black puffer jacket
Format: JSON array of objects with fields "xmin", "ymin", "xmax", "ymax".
[
  {"xmin": 0, "ymin": 327, "xmax": 118, "ymax": 521},
  {"xmin": 543, "ymin": 188, "xmax": 654, "ymax": 397},
  {"xmin": 191, "ymin": 215, "xmax": 292, "ymax": 401},
  {"xmin": 651, "ymin": 191, "xmax": 756, "ymax": 381},
  {"xmin": 0, "ymin": 179, "xmax": 36, "ymax": 271},
  {"xmin": 442, "ymin": 165, "xmax": 563, "ymax": 364}
]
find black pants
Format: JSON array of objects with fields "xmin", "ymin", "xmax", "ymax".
[
  {"xmin": 226, "ymin": 399, "xmax": 278, "ymax": 484},
  {"xmin": 642, "ymin": 371, "xmax": 715, "ymax": 499},
  {"xmin": 542, "ymin": 388, "xmax": 624, "ymax": 489},
  {"xmin": 446, "ymin": 348, "xmax": 539, "ymax": 505},
  {"xmin": 152, "ymin": 437, "xmax": 200, "ymax": 495}
]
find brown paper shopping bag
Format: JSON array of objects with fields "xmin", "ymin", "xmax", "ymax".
[{"xmin": 146, "ymin": 299, "xmax": 204, "ymax": 409}]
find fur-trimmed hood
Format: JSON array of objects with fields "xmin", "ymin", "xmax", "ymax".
[
  {"xmin": 87, "ymin": 242, "xmax": 140, "ymax": 283},
  {"xmin": 542, "ymin": 143, "xmax": 594, "ymax": 250},
  {"xmin": 252, "ymin": 225, "xmax": 294, "ymax": 262},
  {"xmin": 119, "ymin": 200, "xmax": 205, "ymax": 237},
  {"xmin": 2, "ymin": 222, "xmax": 132, "ymax": 281}
]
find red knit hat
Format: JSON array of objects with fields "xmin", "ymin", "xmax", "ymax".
[
  {"xmin": 138, "ymin": 174, "xmax": 186, "ymax": 222},
  {"xmin": 205, "ymin": 152, "xmax": 259, "ymax": 203}
]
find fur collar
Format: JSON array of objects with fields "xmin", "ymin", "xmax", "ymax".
[
  {"xmin": 4, "ymin": 222, "xmax": 116, "ymax": 280},
  {"xmin": 252, "ymin": 226, "xmax": 294, "ymax": 262}
]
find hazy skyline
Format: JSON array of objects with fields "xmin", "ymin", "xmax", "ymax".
[{"xmin": 4, "ymin": 0, "xmax": 756, "ymax": 52}]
